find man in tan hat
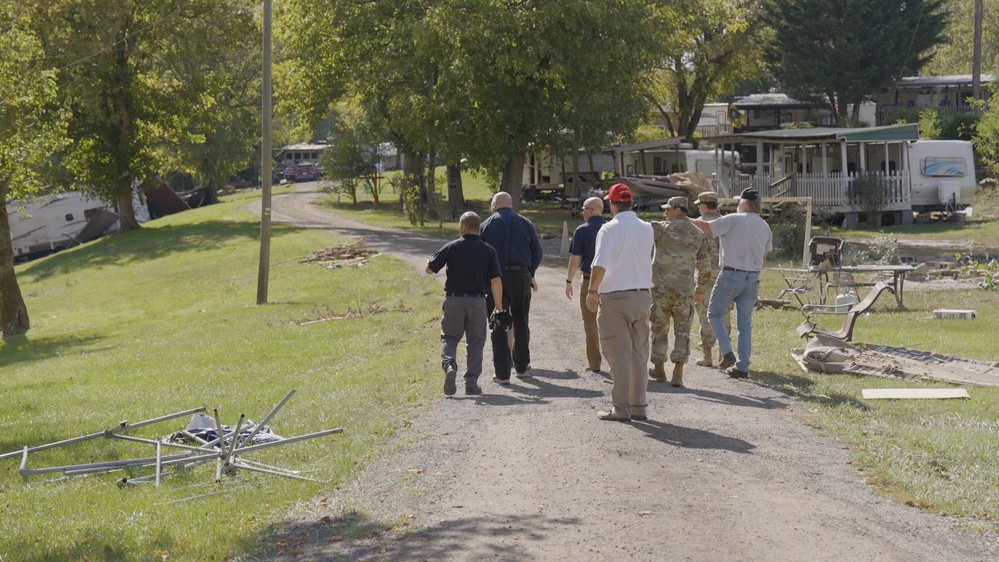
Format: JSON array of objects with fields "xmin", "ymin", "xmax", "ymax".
[
  {"xmin": 648, "ymin": 196, "xmax": 711, "ymax": 387},
  {"xmin": 692, "ymin": 191, "xmax": 731, "ymax": 367}
]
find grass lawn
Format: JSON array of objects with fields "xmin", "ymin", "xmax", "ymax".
[{"xmin": 0, "ymin": 188, "xmax": 443, "ymax": 560}]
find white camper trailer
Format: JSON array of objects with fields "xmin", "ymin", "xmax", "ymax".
[
  {"xmin": 6, "ymin": 191, "xmax": 133, "ymax": 262},
  {"xmin": 906, "ymin": 140, "xmax": 976, "ymax": 212}
]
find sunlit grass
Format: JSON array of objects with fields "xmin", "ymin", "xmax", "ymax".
[
  {"xmin": 0, "ymin": 190, "xmax": 442, "ymax": 560},
  {"xmin": 750, "ymin": 270, "xmax": 999, "ymax": 529}
]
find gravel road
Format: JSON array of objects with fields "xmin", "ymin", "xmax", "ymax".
[{"xmin": 253, "ymin": 185, "xmax": 999, "ymax": 561}]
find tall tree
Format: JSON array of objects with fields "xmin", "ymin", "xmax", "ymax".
[
  {"xmin": 924, "ymin": 0, "xmax": 999, "ymax": 77},
  {"xmin": 29, "ymin": 0, "xmax": 258, "ymax": 230},
  {"xmin": 649, "ymin": 0, "xmax": 764, "ymax": 142},
  {"xmin": 282, "ymin": 0, "xmax": 659, "ymax": 209},
  {"xmin": 0, "ymin": 5, "xmax": 69, "ymax": 336},
  {"xmin": 762, "ymin": 0, "xmax": 948, "ymax": 123}
]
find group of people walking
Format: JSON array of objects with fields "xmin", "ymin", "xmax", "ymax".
[{"xmin": 427, "ymin": 184, "xmax": 772, "ymax": 422}]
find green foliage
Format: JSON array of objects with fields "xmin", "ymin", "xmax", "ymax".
[
  {"xmin": 770, "ymin": 205, "xmax": 808, "ymax": 259},
  {"xmin": 281, "ymin": 0, "xmax": 660, "ymax": 206},
  {"xmin": 973, "ymin": 84, "xmax": 999, "ymax": 178},
  {"xmin": 762, "ymin": 0, "xmax": 947, "ymax": 122},
  {"xmin": 848, "ymin": 172, "xmax": 892, "ymax": 227},
  {"xmin": 648, "ymin": 0, "xmax": 765, "ymax": 141},
  {"xmin": 868, "ymin": 233, "xmax": 901, "ymax": 265},
  {"xmin": 923, "ymin": 0, "xmax": 999, "ymax": 76},
  {"xmin": 920, "ymin": 108, "xmax": 944, "ymax": 139},
  {"xmin": 918, "ymin": 108, "xmax": 979, "ymax": 141},
  {"xmin": 28, "ymin": 0, "xmax": 260, "ymax": 228}
]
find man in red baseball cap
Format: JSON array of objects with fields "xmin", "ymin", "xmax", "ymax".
[{"xmin": 585, "ymin": 183, "xmax": 655, "ymax": 422}]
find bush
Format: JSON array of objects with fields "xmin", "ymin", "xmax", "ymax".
[
  {"xmin": 848, "ymin": 172, "xmax": 891, "ymax": 227},
  {"xmin": 770, "ymin": 204, "xmax": 808, "ymax": 259}
]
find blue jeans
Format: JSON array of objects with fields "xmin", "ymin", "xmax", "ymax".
[{"xmin": 707, "ymin": 270, "xmax": 760, "ymax": 372}]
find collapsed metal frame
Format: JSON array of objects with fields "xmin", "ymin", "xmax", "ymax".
[{"xmin": 0, "ymin": 390, "xmax": 342, "ymax": 486}]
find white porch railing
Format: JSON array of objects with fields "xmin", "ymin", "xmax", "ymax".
[{"xmin": 725, "ymin": 172, "xmax": 910, "ymax": 210}]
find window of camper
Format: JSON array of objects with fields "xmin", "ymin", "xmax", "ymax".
[
  {"xmin": 65, "ymin": 214, "xmax": 74, "ymax": 222},
  {"xmin": 922, "ymin": 157, "xmax": 967, "ymax": 177}
]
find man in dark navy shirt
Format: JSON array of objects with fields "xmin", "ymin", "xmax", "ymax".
[
  {"xmin": 426, "ymin": 212, "xmax": 504, "ymax": 396},
  {"xmin": 478, "ymin": 192, "xmax": 543, "ymax": 384},
  {"xmin": 565, "ymin": 196, "xmax": 606, "ymax": 372}
]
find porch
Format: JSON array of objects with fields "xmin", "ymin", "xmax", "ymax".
[{"xmin": 729, "ymin": 172, "xmax": 911, "ymax": 213}]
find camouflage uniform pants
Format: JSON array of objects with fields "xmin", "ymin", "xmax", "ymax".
[
  {"xmin": 650, "ymin": 290, "xmax": 695, "ymax": 364},
  {"xmin": 696, "ymin": 272, "xmax": 731, "ymax": 347}
]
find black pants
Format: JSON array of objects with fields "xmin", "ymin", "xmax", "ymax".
[{"xmin": 487, "ymin": 269, "xmax": 532, "ymax": 379}]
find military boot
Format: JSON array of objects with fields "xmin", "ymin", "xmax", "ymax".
[
  {"xmin": 694, "ymin": 346, "xmax": 713, "ymax": 367},
  {"xmin": 648, "ymin": 363, "xmax": 667, "ymax": 382},
  {"xmin": 671, "ymin": 363, "xmax": 685, "ymax": 387}
]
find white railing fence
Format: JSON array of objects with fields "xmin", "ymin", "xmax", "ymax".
[{"xmin": 724, "ymin": 171, "xmax": 910, "ymax": 208}]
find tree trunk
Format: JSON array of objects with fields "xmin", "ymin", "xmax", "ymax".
[
  {"xmin": 446, "ymin": 163, "xmax": 464, "ymax": 220},
  {"xmin": 0, "ymin": 188, "xmax": 30, "ymax": 336},
  {"xmin": 116, "ymin": 178, "xmax": 141, "ymax": 231},
  {"xmin": 501, "ymin": 153, "xmax": 527, "ymax": 211},
  {"xmin": 401, "ymin": 148, "xmax": 423, "ymax": 225},
  {"xmin": 571, "ymin": 131, "xmax": 581, "ymax": 198}
]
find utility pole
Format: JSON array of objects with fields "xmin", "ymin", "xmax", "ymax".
[
  {"xmin": 973, "ymin": 0, "xmax": 984, "ymax": 102},
  {"xmin": 256, "ymin": 0, "xmax": 273, "ymax": 305}
]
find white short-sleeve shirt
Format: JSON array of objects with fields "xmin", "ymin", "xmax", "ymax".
[{"xmin": 591, "ymin": 211, "xmax": 654, "ymax": 292}]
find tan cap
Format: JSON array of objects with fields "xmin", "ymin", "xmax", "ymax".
[
  {"xmin": 694, "ymin": 191, "xmax": 718, "ymax": 205},
  {"xmin": 661, "ymin": 196, "xmax": 688, "ymax": 210}
]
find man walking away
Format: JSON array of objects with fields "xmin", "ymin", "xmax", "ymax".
[
  {"xmin": 648, "ymin": 197, "xmax": 711, "ymax": 387},
  {"xmin": 479, "ymin": 192, "xmax": 543, "ymax": 384},
  {"xmin": 692, "ymin": 189, "xmax": 773, "ymax": 379},
  {"xmin": 426, "ymin": 212, "xmax": 504, "ymax": 396},
  {"xmin": 565, "ymin": 196, "xmax": 607, "ymax": 373},
  {"xmin": 586, "ymin": 184, "xmax": 654, "ymax": 421},
  {"xmin": 692, "ymin": 191, "xmax": 731, "ymax": 367}
]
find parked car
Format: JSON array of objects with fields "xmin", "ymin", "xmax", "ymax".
[{"xmin": 291, "ymin": 162, "xmax": 319, "ymax": 182}]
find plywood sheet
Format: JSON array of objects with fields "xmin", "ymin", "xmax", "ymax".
[{"xmin": 862, "ymin": 388, "xmax": 970, "ymax": 400}]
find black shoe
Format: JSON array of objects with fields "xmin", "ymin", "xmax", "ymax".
[
  {"xmin": 632, "ymin": 415, "xmax": 648, "ymax": 421},
  {"xmin": 465, "ymin": 385, "xmax": 482, "ymax": 395},
  {"xmin": 726, "ymin": 367, "xmax": 749, "ymax": 379},
  {"xmin": 444, "ymin": 364, "xmax": 457, "ymax": 396},
  {"xmin": 718, "ymin": 352, "xmax": 737, "ymax": 370}
]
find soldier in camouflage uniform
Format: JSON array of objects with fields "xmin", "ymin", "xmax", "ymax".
[
  {"xmin": 648, "ymin": 196, "xmax": 712, "ymax": 387},
  {"xmin": 692, "ymin": 191, "xmax": 732, "ymax": 367}
]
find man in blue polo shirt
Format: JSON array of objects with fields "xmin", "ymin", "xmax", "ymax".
[
  {"xmin": 565, "ymin": 196, "xmax": 606, "ymax": 372},
  {"xmin": 426, "ymin": 212, "xmax": 504, "ymax": 396}
]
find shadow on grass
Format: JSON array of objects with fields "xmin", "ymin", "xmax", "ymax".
[
  {"xmin": 16, "ymin": 220, "xmax": 299, "ymax": 277},
  {"xmin": 0, "ymin": 333, "xmax": 104, "ymax": 369},
  {"xmin": 257, "ymin": 510, "xmax": 580, "ymax": 561},
  {"xmin": 630, "ymin": 419, "xmax": 756, "ymax": 453},
  {"xmin": 755, "ymin": 370, "xmax": 868, "ymax": 410}
]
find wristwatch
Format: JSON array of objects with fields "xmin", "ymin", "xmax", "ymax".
[
  {"xmin": 587, "ymin": 290, "xmax": 598, "ymax": 295},
  {"xmin": 566, "ymin": 279, "xmax": 572, "ymax": 284}
]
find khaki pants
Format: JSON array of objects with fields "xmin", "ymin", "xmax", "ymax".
[
  {"xmin": 598, "ymin": 290, "xmax": 652, "ymax": 418},
  {"xmin": 579, "ymin": 277, "xmax": 602, "ymax": 370}
]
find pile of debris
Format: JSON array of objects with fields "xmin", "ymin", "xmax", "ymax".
[
  {"xmin": 302, "ymin": 242, "xmax": 378, "ymax": 269},
  {"xmin": 0, "ymin": 390, "xmax": 342, "ymax": 487},
  {"xmin": 792, "ymin": 335, "xmax": 999, "ymax": 386}
]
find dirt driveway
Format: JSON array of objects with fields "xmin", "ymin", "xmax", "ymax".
[{"xmin": 254, "ymin": 186, "xmax": 999, "ymax": 561}]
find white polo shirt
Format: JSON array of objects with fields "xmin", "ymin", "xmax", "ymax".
[
  {"xmin": 591, "ymin": 210, "xmax": 654, "ymax": 292},
  {"xmin": 707, "ymin": 212, "xmax": 773, "ymax": 272}
]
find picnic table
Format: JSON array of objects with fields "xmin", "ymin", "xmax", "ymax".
[{"xmin": 809, "ymin": 264, "xmax": 915, "ymax": 308}]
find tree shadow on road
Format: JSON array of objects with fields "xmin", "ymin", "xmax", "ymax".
[{"xmin": 259, "ymin": 509, "xmax": 580, "ymax": 561}]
